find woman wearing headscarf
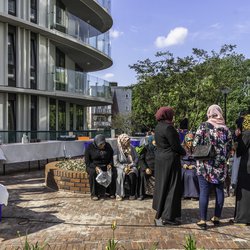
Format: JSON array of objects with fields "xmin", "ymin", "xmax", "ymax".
[
  {"xmin": 113, "ymin": 133, "xmax": 138, "ymax": 201},
  {"xmin": 137, "ymin": 135, "xmax": 156, "ymax": 200},
  {"xmin": 193, "ymin": 104, "xmax": 232, "ymax": 229},
  {"xmin": 85, "ymin": 134, "xmax": 116, "ymax": 200},
  {"xmin": 181, "ymin": 133, "xmax": 199, "ymax": 200},
  {"xmin": 152, "ymin": 106, "xmax": 186, "ymax": 225},
  {"xmin": 231, "ymin": 113, "xmax": 250, "ymax": 224}
]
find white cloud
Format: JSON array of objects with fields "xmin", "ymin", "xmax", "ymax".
[
  {"xmin": 210, "ymin": 23, "xmax": 222, "ymax": 29},
  {"xmin": 104, "ymin": 73, "xmax": 114, "ymax": 79},
  {"xmin": 155, "ymin": 27, "xmax": 188, "ymax": 48},
  {"xmin": 110, "ymin": 29, "xmax": 124, "ymax": 39}
]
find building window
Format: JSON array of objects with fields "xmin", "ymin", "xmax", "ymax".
[
  {"xmin": 55, "ymin": 0, "xmax": 66, "ymax": 33},
  {"xmin": 55, "ymin": 48, "xmax": 66, "ymax": 91},
  {"xmin": 30, "ymin": 32, "xmax": 37, "ymax": 89},
  {"xmin": 8, "ymin": 25, "xmax": 16, "ymax": 87},
  {"xmin": 125, "ymin": 94, "xmax": 129, "ymax": 99},
  {"xmin": 8, "ymin": 93, "xmax": 16, "ymax": 143},
  {"xmin": 126, "ymin": 106, "xmax": 130, "ymax": 111},
  {"xmin": 69, "ymin": 103, "xmax": 74, "ymax": 130},
  {"xmin": 30, "ymin": 0, "xmax": 37, "ymax": 23},
  {"xmin": 8, "ymin": 0, "xmax": 16, "ymax": 16},
  {"xmin": 31, "ymin": 96, "xmax": 37, "ymax": 131},
  {"xmin": 58, "ymin": 100, "xmax": 66, "ymax": 131},
  {"xmin": 76, "ymin": 105, "xmax": 84, "ymax": 130},
  {"xmin": 49, "ymin": 98, "xmax": 56, "ymax": 131}
]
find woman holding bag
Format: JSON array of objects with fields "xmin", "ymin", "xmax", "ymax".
[
  {"xmin": 193, "ymin": 104, "xmax": 232, "ymax": 229},
  {"xmin": 85, "ymin": 134, "xmax": 116, "ymax": 200}
]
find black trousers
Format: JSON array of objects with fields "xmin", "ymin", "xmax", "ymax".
[
  {"xmin": 138, "ymin": 168, "xmax": 154, "ymax": 197},
  {"xmin": 87, "ymin": 167, "xmax": 117, "ymax": 197},
  {"xmin": 125, "ymin": 172, "xmax": 137, "ymax": 196}
]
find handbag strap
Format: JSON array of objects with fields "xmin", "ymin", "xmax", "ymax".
[{"xmin": 203, "ymin": 122, "xmax": 213, "ymax": 145}]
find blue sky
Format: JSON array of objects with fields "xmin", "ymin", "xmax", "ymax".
[{"xmin": 95, "ymin": 0, "xmax": 250, "ymax": 86}]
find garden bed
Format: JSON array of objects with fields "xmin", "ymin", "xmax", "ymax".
[{"xmin": 45, "ymin": 159, "xmax": 90, "ymax": 193}]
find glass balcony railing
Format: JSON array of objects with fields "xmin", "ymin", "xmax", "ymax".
[
  {"xmin": 50, "ymin": 9, "xmax": 111, "ymax": 57},
  {"xmin": 93, "ymin": 107, "xmax": 112, "ymax": 114},
  {"xmin": 93, "ymin": 121, "xmax": 111, "ymax": 128},
  {"xmin": 52, "ymin": 67, "xmax": 112, "ymax": 100},
  {"xmin": 94, "ymin": 0, "xmax": 111, "ymax": 14}
]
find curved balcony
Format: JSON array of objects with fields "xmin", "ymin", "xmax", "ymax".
[
  {"xmin": 0, "ymin": 69, "xmax": 112, "ymax": 106},
  {"xmin": 0, "ymin": 13, "xmax": 112, "ymax": 71},
  {"xmin": 50, "ymin": 10, "xmax": 111, "ymax": 57},
  {"xmin": 60, "ymin": 0, "xmax": 112, "ymax": 33}
]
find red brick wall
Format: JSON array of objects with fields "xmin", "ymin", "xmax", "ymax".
[{"xmin": 45, "ymin": 162, "xmax": 90, "ymax": 194}]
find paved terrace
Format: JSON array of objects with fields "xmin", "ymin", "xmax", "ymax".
[{"xmin": 0, "ymin": 164, "xmax": 250, "ymax": 250}]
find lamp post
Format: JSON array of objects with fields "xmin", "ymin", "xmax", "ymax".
[{"xmin": 221, "ymin": 87, "xmax": 231, "ymax": 124}]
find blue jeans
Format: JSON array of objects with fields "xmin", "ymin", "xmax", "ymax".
[{"xmin": 198, "ymin": 175, "xmax": 224, "ymax": 220}]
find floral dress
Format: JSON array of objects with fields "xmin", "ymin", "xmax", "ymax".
[{"xmin": 193, "ymin": 122, "xmax": 232, "ymax": 184}]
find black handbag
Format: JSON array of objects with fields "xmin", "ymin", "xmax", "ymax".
[
  {"xmin": 192, "ymin": 123, "xmax": 216, "ymax": 161},
  {"xmin": 192, "ymin": 144, "xmax": 216, "ymax": 160}
]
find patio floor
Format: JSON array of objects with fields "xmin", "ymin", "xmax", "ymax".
[{"xmin": 0, "ymin": 164, "xmax": 250, "ymax": 250}]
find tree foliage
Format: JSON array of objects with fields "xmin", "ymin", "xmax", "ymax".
[{"xmin": 129, "ymin": 45, "xmax": 250, "ymax": 131}]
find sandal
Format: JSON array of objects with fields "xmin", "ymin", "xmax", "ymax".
[
  {"xmin": 196, "ymin": 220, "xmax": 207, "ymax": 230},
  {"xmin": 211, "ymin": 216, "xmax": 220, "ymax": 226}
]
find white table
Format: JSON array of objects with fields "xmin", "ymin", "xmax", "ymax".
[
  {"xmin": 0, "ymin": 140, "xmax": 86, "ymax": 174},
  {"xmin": 0, "ymin": 138, "xmax": 143, "ymax": 175}
]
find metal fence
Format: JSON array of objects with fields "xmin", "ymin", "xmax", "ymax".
[{"xmin": 0, "ymin": 130, "xmax": 112, "ymax": 144}]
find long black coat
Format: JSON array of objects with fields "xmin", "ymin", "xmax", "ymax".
[
  {"xmin": 235, "ymin": 130, "xmax": 250, "ymax": 223},
  {"xmin": 152, "ymin": 121, "xmax": 186, "ymax": 220}
]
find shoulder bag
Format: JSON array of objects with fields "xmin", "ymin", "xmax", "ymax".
[{"xmin": 192, "ymin": 123, "xmax": 216, "ymax": 161}]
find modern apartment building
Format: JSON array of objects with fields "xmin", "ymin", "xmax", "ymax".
[{"xmin": 0, "ymin": 0, "xmax": 113, "ymax": 143}]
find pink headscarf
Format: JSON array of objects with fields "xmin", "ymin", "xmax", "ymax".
[
  {"xmin": 206, "ymin": 104, "xmax": 228, "ymax": 129},
  {"xmin": 155, "ymin": 106, "xmax": 174, "ymax": 125}
]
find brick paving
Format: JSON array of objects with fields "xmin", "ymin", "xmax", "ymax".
[{"xmin": 0, "ymin": 165, "xmax": 250, "ymax": 249}]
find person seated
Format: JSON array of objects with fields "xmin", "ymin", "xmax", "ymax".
[
  {"xmin": 137, "ymin": 135, "xmax": 156, "ymax": 200},
  {"xmin": 181, "ymin": 133, "xmax": 199, "ymax": 200},
  {"xmin": 113, "ymin": 134, "xmax": 138, "ymax": 201},
  {"xmin": 85, "ymin": 134, "xmax": 116, "ymax": 200}
]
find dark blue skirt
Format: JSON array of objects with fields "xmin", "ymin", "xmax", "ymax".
[{"xmin": 182, "ymin": 168, "xmax": 199, "ymax": 198}]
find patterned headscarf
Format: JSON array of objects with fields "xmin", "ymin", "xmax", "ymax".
[
  {"xmin": 183, "ymin": 133, "xmax": 194, "ymax": 151},
  {"xmin": 117, "ymin": 134, "xmax": 132, "ymax": 163},
  {"xmin": 184, "ymin": 133, "xmax": 194, "ymax": 143},
  {"xmin": 155, "ymin": 106, "xmax": 174, "ymax": 125},
  {"xmin": 206, "ymin": 104, "xmax": 228, "ymax": 129},
  {"xmin": 243, "ymin": 114, "xmax": 250, "ymax": 131},
  {"xmin": 117, "ymin": 134, "xmax": 131, "ymax": 154}
]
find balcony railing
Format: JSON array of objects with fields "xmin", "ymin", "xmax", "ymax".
[
  {"xmin": 93, "ymin": 108, "xmax": 112, "ymax": 114},
  {"xmin": 52, "ymin": 67, "xmax": 112, "ymax": 100},
  {"xmin": 50, "ymin": 9, "xmax": 111, "ymax": 57},
  {"xmin": 94, "ymin": 0, "xmax": 111, "ymax": 14},
  {"xmin": 0, "ymin": 130, "xmax": 112, "ymax": 144},
  {"xmin": 93, "ymin": 121, "xmax": 111, "ymax": 128}
]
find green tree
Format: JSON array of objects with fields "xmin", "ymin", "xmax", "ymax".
[{"xmin": 129, "ymin": 44, "xmax": 250, "ymax": 131}]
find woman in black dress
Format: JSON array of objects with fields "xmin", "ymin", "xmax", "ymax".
[
  {"xmin": 152, "ymin": 106, "xmax": 186, "ymax": 225},
  {"xmin": 137, "ymin": 135, "xmax": 156, "ymax": 200},
  {"xmin": 233, "ymin": 114, "xmax": 250, "ymax": 224},
  {"xmin": 85, "ymin": 134, "xmax": 116, "ymax": 200}
]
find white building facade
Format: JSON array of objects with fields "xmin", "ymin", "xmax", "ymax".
[{"xmin": 0, "ymin": 0, "xmax": 113, "ymax": 143}]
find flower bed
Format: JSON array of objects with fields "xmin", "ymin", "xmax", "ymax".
[{"xmin": 45, "ymin": 159, "xmax": 90, "ymax": 194}]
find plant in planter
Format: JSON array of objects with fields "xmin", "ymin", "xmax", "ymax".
[{"xmin": 55, "ymin": 158, "xmax": 86, "ymax": 172}]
